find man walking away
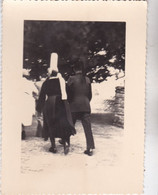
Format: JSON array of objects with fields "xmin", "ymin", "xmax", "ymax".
[{"xmin": 66, "ymin": 61, "xmax": 95, "ymax": 156}]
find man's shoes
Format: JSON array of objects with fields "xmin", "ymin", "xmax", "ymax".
[
  {"xmin": 49, "ymin": 147, "xmax": 57, "ymax": 153},
  {"xmin": 84, "ymin": 149, "xmax": 93, "ymax": 156}
]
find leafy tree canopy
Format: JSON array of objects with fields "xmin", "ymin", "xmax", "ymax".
[{"xmin": 24, "ymin": 21, "xmax": 125, "ymax": 82}]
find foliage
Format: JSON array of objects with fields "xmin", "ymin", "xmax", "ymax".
[{"xmin": 24, "ymin": 21, "xmax": 125, "ymax": 82}]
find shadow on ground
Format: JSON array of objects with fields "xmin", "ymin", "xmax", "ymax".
[{"xmin": 91, "ymin": 113, "xmax": 115, "ymax": 126}]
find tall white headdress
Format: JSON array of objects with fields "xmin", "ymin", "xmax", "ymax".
[
  {"xmin": 48, "ymin": 53, "xmax": 67, "ymax": 99},
  {"xmin": 48, "ymin": 53, "xmax": 58, "ymax": 74}
]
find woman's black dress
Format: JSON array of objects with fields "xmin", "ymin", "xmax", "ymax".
[{"xmin": 36, "ymin": 77, "xmax": 76, "ymax": 142}]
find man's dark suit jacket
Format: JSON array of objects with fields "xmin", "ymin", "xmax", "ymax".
[{"xmin": 66, "ymin": 73, "xmax": 92, "ymax": 113}]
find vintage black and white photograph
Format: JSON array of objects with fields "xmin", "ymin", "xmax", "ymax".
[
  {"xmin": 21, "ymin": 20, "xmax": 126, "ymax": 173},
  {"xmin": 2, "ymin": 1, "xmax": 146, "ymax": 194}
]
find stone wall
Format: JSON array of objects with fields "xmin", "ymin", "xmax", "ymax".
[{"xmin": 113, "ymin": 86, "xmax": 125, "ymax": 128}]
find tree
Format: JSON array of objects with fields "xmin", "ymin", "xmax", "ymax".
[{"xmin": 23, "ymin": 21, "xmax": 125, "ymax": 82}]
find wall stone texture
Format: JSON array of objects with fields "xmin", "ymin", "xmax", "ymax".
[{"xmin": 113, "ymin": 86, "xmax": 125, "ymax": 128}]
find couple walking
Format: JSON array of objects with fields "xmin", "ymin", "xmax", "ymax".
[{"xmin": 36, "ymin": 61, "xmax": 95, "ymax": 156}]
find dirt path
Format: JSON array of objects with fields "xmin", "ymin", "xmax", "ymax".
[{"xmin": 21, "ymin": 113, "xmax": 124, "ymax": 173}]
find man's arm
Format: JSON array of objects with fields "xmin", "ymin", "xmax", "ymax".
[
  {"xmin": 89, "ymin": 84, "xmax": 92, "ymax": 101},
  {"xmin": 87, "ymin": 77, "xmax": 92, "ymax": 101}
]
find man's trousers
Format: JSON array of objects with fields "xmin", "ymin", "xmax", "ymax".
[{"xmin": 72, "ymin": 112, "xmax": 95, "ymax": 150}]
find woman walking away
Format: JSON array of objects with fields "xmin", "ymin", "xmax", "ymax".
[{"xmin": 36, "ymin": 65, "xmax": 76, "ymax": 155}]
